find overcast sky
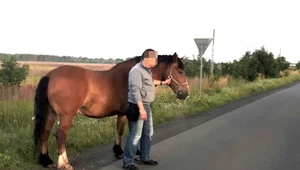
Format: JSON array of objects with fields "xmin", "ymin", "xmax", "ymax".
[{"xmin": 0, "ymin": 0, "xmax": 299, "ymax": 63}]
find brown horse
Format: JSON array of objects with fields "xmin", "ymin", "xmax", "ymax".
[{"xmin": 33, "ymin": 51, "xmax": 189, "ymax": 170}]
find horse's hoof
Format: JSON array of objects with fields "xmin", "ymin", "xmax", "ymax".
[
  {"xmin": 47, "ymin": 163, "xmax": 57, "ymax": 168},
  {"xmin": 113, "ymin": 143, "xmax": 123, "ymax": 159},
  {"xmin": 135, "ymin": 149, "xmax": 141, "ymax": 161},
  {"xmin": 39, "ymin": 152, "xmax": 55, "ymax": 168},
  {"xmin": 135, "ymin": 155, "xmax": 140, "ymax": 161},
  {"xmin": 58, "ymin": 164, "xmax": 74, "ymax": 170},
  {"xmin": 115, "ymin": 152, "xmax": 123, "ymax": 159}
]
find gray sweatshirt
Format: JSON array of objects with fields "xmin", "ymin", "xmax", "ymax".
[{"xmin": 128, "ymin": 62, "xmax": 155, "ymax": 105}]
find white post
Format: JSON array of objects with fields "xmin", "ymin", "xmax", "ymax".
[
  {"xmin": 200, "ymin": 44, "xmax": 203, "ymax": 91},
  {"xmin": 211, "ymin": 29, "xmax": 215, "ymax": 77}
]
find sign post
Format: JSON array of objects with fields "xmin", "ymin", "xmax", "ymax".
[
  {"xmin": 211, "ymin": 29, "xmax": 215, "ymax": 77},
  {"xmin": 194, "ymin": 38, "xmax": 213, "ymax": 91}
]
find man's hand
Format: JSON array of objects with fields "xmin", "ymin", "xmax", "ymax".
[
  {"xmin": 153, "ymin": 78, "xmax": 172, "ymax": 86},
  {"xmin": 137, "ymin": 101, "xmax": 147, "ymax": 120},
  {"xmin": 162, "ymin": 78, "xmax": 172, "ymax": 85},
  {"xmin": 139, "ymin": 108, "xmax": 147, "ymax": 120}
]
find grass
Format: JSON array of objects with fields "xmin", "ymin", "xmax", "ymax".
[{"xmin": 0, "ymin": 63, "xmax": 300, "ymax": 169}]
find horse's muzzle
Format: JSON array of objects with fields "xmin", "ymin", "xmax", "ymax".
[{"xmin": 176, "ymin": 90, "xmax": 188, "ymax": 100}]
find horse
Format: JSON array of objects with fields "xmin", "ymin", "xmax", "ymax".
[{"xmin": 33, "ymin": 51, "xmax": 190, "ymax": 170}]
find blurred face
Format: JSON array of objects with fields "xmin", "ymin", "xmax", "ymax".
[
  {"xmin": 142, "ymin": 51, "xmax": 158, "ymax": 68},
  {"xmin": 143, "ymin": 57, "xmax": 157, "ymax": 68}
]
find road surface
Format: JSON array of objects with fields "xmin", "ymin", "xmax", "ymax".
[{"xmin": 98, "ymin": 83, "xmax": 300, "ymax": 170}]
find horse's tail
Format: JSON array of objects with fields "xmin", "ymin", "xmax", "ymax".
[{"xmin": 33, "ymin": 76, "xmax": 50, "ymax": 156}]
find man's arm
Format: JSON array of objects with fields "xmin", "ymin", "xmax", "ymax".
[
  {"xmin": 153, "ymin": 79, "xmax": 162, "ymax": 85},
  {"xmin": 129, "ymin": 70, "xmax": 148, "ymax": 120},
  {"xmin": 129, "ymin": 71, "xmax": 145, "ymax": 111},
  {"xmin": 153, "ymin": 78, "xmax": 172, "ymax": 85}
]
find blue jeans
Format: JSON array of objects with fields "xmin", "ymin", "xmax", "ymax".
[{"xmin": 123, "ymin": 104, "xmax": 154, "ymax": 166}]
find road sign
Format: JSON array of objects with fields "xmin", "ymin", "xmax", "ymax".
[
  {"xmin": 194, "ymin": 38, "xmax": 213, "ymax": 91},
  {"xmin": 194, "ymin": 38, "xmax": 213, "ymax": 55}
]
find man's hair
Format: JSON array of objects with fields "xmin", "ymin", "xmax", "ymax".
[{"xmin": 141, "ymin": 48, "xmax": 155, "ymax": 60}]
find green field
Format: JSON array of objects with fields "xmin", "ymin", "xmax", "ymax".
[{"xmin": 1, "ymin": 62, "xmax": 300, "ymax": 170}]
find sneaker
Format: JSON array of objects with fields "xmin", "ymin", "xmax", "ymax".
[
  {"xmin": 122, "ymin": 164, "xmax": 139, "ymax": 170},
  {"xmin": 138, "ymin": 159, "xmax": 158, "ymax": 166}
]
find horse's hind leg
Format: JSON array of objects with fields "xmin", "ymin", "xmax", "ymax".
[
  {"xmin": 56, "ymin": 115, "xmax": 74, "ymax": 170},
  {"xmin": 113, "ymin": 114, "xmax": 126, "ymax": 159},
  {"xmin": 113, "ymin": 114, "xmax": 141, "ymax": 160},
  {"xmin": 39, "ymin": 109, "xmax": 57, "ymax": 168}
]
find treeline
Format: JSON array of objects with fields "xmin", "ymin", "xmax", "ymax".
[
  {"xmin": 0, "ymin": 53, "xmax": 125, "ymax": 64},
  {"xmin": 1, "ymin": 46, "xmax": 299, "ymax": 82},
  {"xmin": 183, "ymin": 46, "xmax": 298, "ymax": 82}
]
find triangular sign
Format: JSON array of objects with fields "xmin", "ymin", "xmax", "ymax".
[{"xmin": 194, "ymin": 38, "xmax": 213, "ymax": 55}]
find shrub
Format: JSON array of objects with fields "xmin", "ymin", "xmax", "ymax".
[
  {"xmin": 284, "ymin": 70, "xmax": 290, "ymax": 77},
  {"xmin": 0, "ymin": 57, "xmax": 29, "ymax": 87}
]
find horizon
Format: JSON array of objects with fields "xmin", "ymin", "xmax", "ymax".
[
  {"xmin": 0, "ymin": 0, "xmax": 299, "ymax": 63},
  {"xmin": 0, "ymin": 49, "xmax": 297, "ymax": 64}
]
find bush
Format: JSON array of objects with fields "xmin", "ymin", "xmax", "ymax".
[
  {"xmin": 284, "ymin": 70, "xmax": 290, "ymax": 77},
  {"xmin": 0, "ymin": 57, "xmax": 29, "ymax": 87}
]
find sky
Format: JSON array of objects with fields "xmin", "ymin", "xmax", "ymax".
[{"xmin": 0, "ymin": 0, "xmax": 299, "ymax": 63}]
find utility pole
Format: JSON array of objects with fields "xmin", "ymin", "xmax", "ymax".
[
  {"xmin": 210, "ymin": 29, "xmax": 215, "ymax": 77},
  {"xmin": 279, "ymin": 48, "xmax": 281, "ymax": 57}
]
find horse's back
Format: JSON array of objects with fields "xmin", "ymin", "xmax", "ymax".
[{"xmin": 47, "ymin": 65, "xmax": 90, "ymax": 89}]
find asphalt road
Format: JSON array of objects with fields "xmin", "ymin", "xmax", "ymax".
[{"xmin": 98, "ymin": 83, "xmax": 300, "ymax": 170}]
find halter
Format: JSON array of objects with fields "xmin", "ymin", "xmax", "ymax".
[{"xmin": 167, "ymin": 65, "xmax": 189, "ymax": 87}]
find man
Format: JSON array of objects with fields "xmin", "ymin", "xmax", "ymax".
[{"xmin": 123, "ymin": 49, "xmax": 171, "ymax": 170}]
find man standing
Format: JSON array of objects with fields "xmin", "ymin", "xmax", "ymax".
[{"xmin": 123, "ymin": 49, "xmax": 171, "ymax": 170}]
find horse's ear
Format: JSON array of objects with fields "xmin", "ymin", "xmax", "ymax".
[
  {"xmin": 179, "ymin": 57, "xmax": 184, "ymax": 60},
  {"xmin": 173, "ymin": 52, "xmax": 178, "ymax": 63}
]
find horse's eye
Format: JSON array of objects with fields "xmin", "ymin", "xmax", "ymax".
[{"xmin": 178, "ymin": 71, "xmax": 183, "ymax": 74}]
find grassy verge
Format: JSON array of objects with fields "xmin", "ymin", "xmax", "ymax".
[{"xmin": 0, "ymin": 74, "xmax": 300, "ymax": 169}]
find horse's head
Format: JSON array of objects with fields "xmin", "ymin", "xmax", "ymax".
[{"xmin": 151, "ymin": 52, "xmax": 189, "ymax": 100}]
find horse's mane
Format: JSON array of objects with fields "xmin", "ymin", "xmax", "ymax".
[
  {"xmin": 156, "ymin": 54, "xmax": 185, "ymax": 70},
  {"xmin": 115, "ymin": 54, "xmax": 184, "ymax": 69}
]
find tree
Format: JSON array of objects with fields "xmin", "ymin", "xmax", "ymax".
[
  {"xmin": 183, "ymin": 57, "xmax": 199, "ymax": 78},
  {"xmin": 212, "ymin": 63, "xmax": 222, "ymax": 80},
  {"xmin": 0, "ymin": 56, "xmax": 29, "ymax": 87},
  {"xmin": 296, "ymin": 61, "xmax": 300, "ymax": 70},
  {"xmin": 276, "ymin": 56, "xmax": 290, "ymax": 71},
  {"xmin": 220, "ymin": 62, "xmax": 230, "ymax": 76},
  {"xmin": 252, "ymin": 46, "xmax": 279, "ymax": 78},
  {"xmin": 239, "ymin": 51, "xmax": 252, "ymax": 80},
  {"xmin": 229, "ymin": 59, "xmax": 242, "ymax": 79},
  {"xmin": 247, "ymin": 57, "xmax": 259, "ymax": 81}
]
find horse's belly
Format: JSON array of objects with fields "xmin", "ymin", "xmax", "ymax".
[{"xmin": 78, "ymin": 95, "xmax": 127, "ymax": 118}]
